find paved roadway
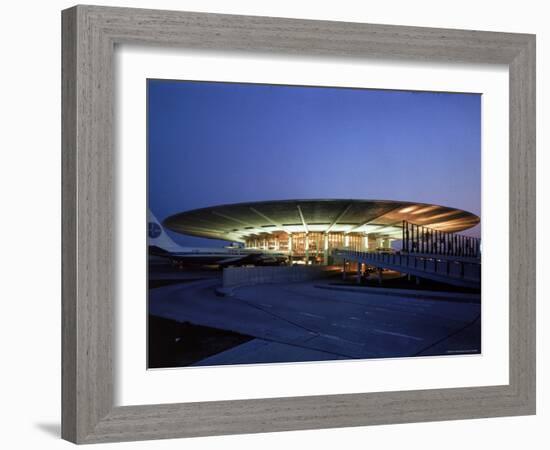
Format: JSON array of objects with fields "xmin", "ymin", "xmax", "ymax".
[{"xmin": 148, "ymin": 279, "xmax": 481, "ymax": 366}]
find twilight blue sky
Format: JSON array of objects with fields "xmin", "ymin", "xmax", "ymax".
[{"xmin": 148, "ymin": 79, "xmax": 481, "ymax": 246}]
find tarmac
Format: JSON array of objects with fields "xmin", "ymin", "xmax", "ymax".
[{"xmin": 148, "ymin": 276, "xmax": 481, "ymax": 366}]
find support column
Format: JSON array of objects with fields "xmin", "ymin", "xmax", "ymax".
[
  {"xmin": 288, "ymin": 234, "xmax": 293, "ymax": 265},
  {"xmin": 377, "ymin": 268, "xmax": 383, "ymax": 285},
  {"xmin": 367, "ymin": 234, "xmax": 377, "ymax": 251},
  {"xmin": 305, "ymin": 233, "xmax": 310, "ymax": 265},
  {"xmin": 315, "ymin": 234, "xmax": 319, "ymax": 262},
  {"xmin": 324, "ymin": 234, "xmax": 329, "ymax": 265},
  {"xmin": 357, "ymin": 263, "xmax": 362, "ymax": 284},
  {"xmin": 342, "ymin": 259, "xmax": 347, "ymax": 280}
]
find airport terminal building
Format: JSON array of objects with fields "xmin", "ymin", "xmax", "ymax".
[{"xmin": 163, "ymin": 199, "xmax": 480, "ymax": 265}]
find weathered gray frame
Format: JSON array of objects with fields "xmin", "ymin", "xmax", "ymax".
[{"xmin": 61, "ymin": 5, "xmax": 536, "ymax": 444}]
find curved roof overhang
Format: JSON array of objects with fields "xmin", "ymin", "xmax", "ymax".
[{"xmin": 163, "ymin": 199, "xmax": 480, "ymax": 243}]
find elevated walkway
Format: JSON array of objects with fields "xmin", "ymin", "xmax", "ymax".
[{"xmin": 334, "ymin": 249, "xmax": 481, "ymax": 289}]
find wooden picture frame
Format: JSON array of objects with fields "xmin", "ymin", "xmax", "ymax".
[{"xmin": 62, "ymin": 5, "xmax": 536, "ymax": 444}]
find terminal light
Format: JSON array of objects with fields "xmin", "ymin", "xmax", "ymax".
[
  {"xmin": 418, "ymin": 211, "xmax": 456, "ymax": 222},
  {"xmin": 399, "ymin": 206, "xmax": 417, "ymax": 213},
  {"xmin": 411, "ymin": 205, "xmax": 439, "ymax": 215}
]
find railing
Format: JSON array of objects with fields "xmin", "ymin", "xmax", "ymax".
[
  {"xmin": 402, "ymin": 220, "xmax": 481, "ymax": 259},
  {"xmin": 334, "ymin": 249, "xmax": 481, "ymax": 288}
]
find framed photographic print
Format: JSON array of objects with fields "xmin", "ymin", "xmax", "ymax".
[{"xmin": 62, "ymin": 5, "xmax": 536, "ymax": 444}]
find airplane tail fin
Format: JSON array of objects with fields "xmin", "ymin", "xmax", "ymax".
[{"xmin": 148, "ymin": 209, "xmax": 183, "ymax": 252}]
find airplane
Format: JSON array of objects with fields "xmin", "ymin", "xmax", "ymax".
[{"xmin": 148, "ymin": 209, "xmax": 288, "ymax": 267}]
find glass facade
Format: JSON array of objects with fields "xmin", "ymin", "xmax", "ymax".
[{"xmin": 245, "ymin": 231, "xmax": 377, "ymax": 263}]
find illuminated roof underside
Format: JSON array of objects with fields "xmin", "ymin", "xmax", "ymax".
[{"xmin": 163, "ymin": 199, "xmax": 479, "ymax": 243}]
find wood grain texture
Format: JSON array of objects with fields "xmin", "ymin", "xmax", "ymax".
[
  {"xmin": 61, "ymin": 7, "xmax": 77, "ymax": 443},
  {"xmin": 61, "ymin": 5, "xmax": 536, "ymax": 444}
]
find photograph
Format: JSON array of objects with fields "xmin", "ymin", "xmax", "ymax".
[
  {"xmin": 147, "ymin": 79, "xmax": 482, "ymax": 369},
  {"xmin": 1, "ymin": 0, "xmax": 541, "ymax": 446}
]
